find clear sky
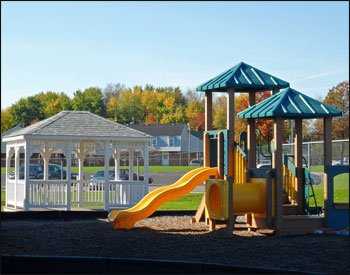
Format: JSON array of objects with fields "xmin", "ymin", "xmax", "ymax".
[{"xmin": 1, "ymin": 1, "xmax": 349, "ymax": 109}]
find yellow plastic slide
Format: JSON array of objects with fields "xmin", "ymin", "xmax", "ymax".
[{"xmin": 108, "ymin": 167, "xmax": 218, "ymax": 229}]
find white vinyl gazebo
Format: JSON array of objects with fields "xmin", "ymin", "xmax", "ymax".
[{"xmin": 3, "ymin": 111, "xmax": 153, "ymax": 211}]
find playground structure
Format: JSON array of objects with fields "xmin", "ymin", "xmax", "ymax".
[{"xmin": 109, "ymin": 62, "xmax": 349, "ymax": 234}]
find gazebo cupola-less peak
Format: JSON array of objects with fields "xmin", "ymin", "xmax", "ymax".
[
  {"xmin": 3, "ymin": 111, "xmax": 154, "ymax": 211},
  {"xmin": 237, "ymin": 87, "xmax": 342, "ymax": 229},
  {"xmin": 195, "ymin": 61, "xmax": 289, "ymax": 232}
]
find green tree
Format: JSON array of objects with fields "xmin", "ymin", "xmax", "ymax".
[
  {"xmin": 213, "ymin": 95, "xmax": 227, "ymax": 129},
  {"xmin": 72, "ymin": 87, "xmax": 106, "ymax": 117},
  {"xmin": 117, "ymin": 86, "xmax": 143, "ymax": 124},
  {"xmin": 10, "ymin": 96, "xmax": 44, "ymax": 127}
]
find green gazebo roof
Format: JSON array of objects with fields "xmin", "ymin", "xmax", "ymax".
[
  {"xmin": 237, "ymin": 87, "xmax": 342, "ymax": 119},
  {"xmin": 196, "ymin": 62, "xmax": 290, "ymax": 92}
]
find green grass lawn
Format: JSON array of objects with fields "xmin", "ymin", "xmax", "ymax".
[
  {"xmin": 158, "ymin": 193, "xmax": 203, "ymax": 210},
  {"xmin": 1, "ymin": 190, "xmax": 203, "ymax": 211},
  {"xmin": 309, "ymin": 173, "xmax": 349, "ymax": 207}
]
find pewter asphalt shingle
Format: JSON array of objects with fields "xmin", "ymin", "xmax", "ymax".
[
  {"xmin": 5, "ymin": 111, "xmax": 152, "ymax": 139},
  {"xmin": 128, "ymin": 123, "xmax": 185, "ymax": 137}
]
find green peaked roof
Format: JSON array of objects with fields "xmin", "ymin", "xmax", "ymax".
[
  {"xmin": 237, "ymin": 87, "xmax": 342, "ymax": 119},
  {"xmin": 196, "ymin": 62, "xmax": 290, "ymax": 92}
]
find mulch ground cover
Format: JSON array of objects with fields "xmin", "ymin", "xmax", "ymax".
[{"xmin": 1, "ymin": 215, "xmax": 349, "ymax": 274}]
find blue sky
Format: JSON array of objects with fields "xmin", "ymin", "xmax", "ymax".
[{"xmin": 1, "ymin": 1, "xmax": 349, "ymax": 109}]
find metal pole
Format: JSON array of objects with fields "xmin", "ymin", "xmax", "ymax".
[
  {"xmin": 137, "ymin": 156, "xmax": 139, "ymax": 181},
  {"xmin": 307, "ymin": 143, "xmax": 311, "ymax": 171},
  {"xmin": 188, "ymin": 123, "xmax": 191, "ymax": 165}
]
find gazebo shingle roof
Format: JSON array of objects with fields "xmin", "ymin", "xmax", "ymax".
[
  {"xmin": 5, "ymin": 111, "xmax": 153, "ymax": 139},
  {"xmin": 128, "ymin": 123, "xmax": 185, "ymax": 137}
]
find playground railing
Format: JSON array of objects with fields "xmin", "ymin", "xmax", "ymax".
[
  {"xmin": 282, "ymin": 155, "xmax": 297, "ymax": 203},
  {"xmin": 234, "ymin": 146, "xmax": 247, "ymax": 184}
]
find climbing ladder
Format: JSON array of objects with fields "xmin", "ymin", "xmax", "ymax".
[{"xmin": 283, "ymin": 154, "xmax": 319, "ymax": 215}]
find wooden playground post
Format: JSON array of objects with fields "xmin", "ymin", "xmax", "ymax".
[
  {"xmin": 205, "ymin": 91, "xmax": 212, "ymax": 131},
  {"xmin": 227, "ymin": 88, "xmax": 235, "ymax": 177},
  {"xmin": 226, "ymin": 88, "xmax": 235, "ymax": 235},
  {"xmin": 204, "ymin": 133, "xmax": 210, "ymax": 168},
  {"xmin": 294, "ymin": 118, "xmax": 304, "ymax": 214},
  {"xmin": 226, "ymin": 175, "xmax": 234, "ymax": 235},
  {"xmin": 217, "ymin": 131, "xmax": 224, "ymax": 179},
  {"xmin": 273, "ymin": 116, "xmax": 283, "ymax": 232},
  {"xmin": 323, "ymin": 117, "xmax": 332, "ymax": 227},
  {"xmin": 247, "ymin": 92, "xmax": 256, "ymax": 169}
]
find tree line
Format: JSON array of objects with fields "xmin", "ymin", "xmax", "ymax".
[{"xmin": 1, "ymin": 81, "xmax": 349, "ymax": 142}]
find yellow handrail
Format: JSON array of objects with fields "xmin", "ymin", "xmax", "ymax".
[
  {"xmin": 283, "ymin": 164, "xmax": 297, "ymax": 203},
  {"xmin": 234, "ymin": 147, "xmax": 247, "ymax": 184}
]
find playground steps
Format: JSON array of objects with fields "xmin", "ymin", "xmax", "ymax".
[
  {"xmin": 282, "ymin": 205, "xmax": 299, "ymax": 215},
  {"xmin": 280, "ymin": 215, "xmax": 325, "ymax": 235}
]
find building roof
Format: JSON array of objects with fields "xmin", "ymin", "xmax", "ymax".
[
  {"xmin": 190, "ymin": 130, "xmax": 203, "ymax": 140},
  {"xmin": 237, "ymin": 87, "xmax": 342, "ymax": 119},
  {"xmin": 3, "ymin": 111, "xmax": 153, "ymax": 140},
  {"xmin": 128, "ymin": 123, "xmax": 186, "ymax": 137},
  {"xmin": 196, "ymin": 62, "xmax": 289, "ymax": 93},
  {"xmin": 1, "ymin": 126, "xmax": 23, "ymax": 153}
]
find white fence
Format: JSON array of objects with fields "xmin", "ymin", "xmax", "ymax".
[{"xmin": 6, "ymin": 179, "xmax": 147, "ymax": 210}]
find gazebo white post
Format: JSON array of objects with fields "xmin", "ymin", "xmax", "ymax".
[
  {"xmin": 113, "ymin": 150, "xmax": 120, "ymax": 180},
  {"xmin": 14, "ymin": 145, "xmax": 20, "ymax": 209},
  {"xmin": 144, "ymin": 144, "xmax": 149, "ymax": 194},
  {"xmin": 129, "ymin": 148, "xmax": 134, "ymax": 181},
  {"xmin": 104, "ymin": 142, "xmax": 110, "ymax": 211},
  {"xmin": 24, "ymin": 141, "xmax": 31, "ymax": 211},
  {"xmin": 78, "ymin": 155, "xmax": 84, "ymax": 207},
  {"xmin": 66, "ymin": 142, "xmax": 72, "ymax": 211},
  {"xmin": 5, "ymin": 146, "xmax": 14, "ymax": 208}
]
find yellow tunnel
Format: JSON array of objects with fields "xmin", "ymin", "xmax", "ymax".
[{"xmin": 205, "ymin": 178, "xmax": 273, "ymax": 221}]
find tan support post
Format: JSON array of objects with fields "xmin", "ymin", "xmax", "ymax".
[
  {"xmin": 323, "ymin": 117, "xmax": 332, "ymax": 227},
  {"xmin": 273, "ymin": 116, "xmax": 283, "ymax": 232},
  {"xmin": 204, "ymin": 133, "xmax": 210, "ymax": 167},
  {"xmin": 294, "ymin": 118, "xmax": 304, "ymax": 214},
  {"xmin": 225, "ymin": 175, "xmax": 234, "ymax": 235},
  {"xmin": 227, "ymin": 88, "xmax": 235, "ymax": 177},
  {"xmin": 266, "ymin": 170, "xmax": 273, "ymax": 228},
  {"xmin": 217, "ymin": 131, "xmax": 224, "ymax": 179},
  {"xmin": 205, "ymin": 91, "xmax": 212, "ymax": 131},
  {"xmin": 248, "ymin": 92, "xmax": 256, "ymax": 168}
]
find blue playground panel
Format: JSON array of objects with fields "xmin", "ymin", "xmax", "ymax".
[{"xmin": 326, "ymin": 165, "xmax": 349, "ymax": 228}]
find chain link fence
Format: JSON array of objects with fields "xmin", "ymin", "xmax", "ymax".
[
  {"xmin": 2, "ymin": 151, "xmax": 204, "ymax": 168},
  {"xmin": 2, "ymin": 140, "xmax": 348, "ymax": 168}
]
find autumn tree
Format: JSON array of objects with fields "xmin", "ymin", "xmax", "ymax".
[
  {"xmin": 106, "ymin": 96, "xmax": 120, "ymax": 122},
  {"xmin": 312, "ymin": 81, "xmax": 349, "ymax": 140},
  {"xmin": 103, "ymin": 82, "xmax": 125, "ymax": 104},
  {"xmin": 324, "ymin": 81, "xmax": 349, "ymax": 139},
  {"xmin": 1, "ymin": 107, "xmax": 15, "ymax": 134},
  {"xmin": 190, "ymin": 113, "xmax": 205, "ymax": 131}
]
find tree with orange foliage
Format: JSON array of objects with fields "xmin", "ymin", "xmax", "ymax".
[{"xmin": 190, "ymin": 113, "xmax": 205, "ymax": 131}]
